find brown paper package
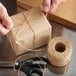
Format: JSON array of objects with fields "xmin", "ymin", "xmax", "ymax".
[{"xmin": 7, "ymin": 8, "xmax": 52, "ymax": 56}]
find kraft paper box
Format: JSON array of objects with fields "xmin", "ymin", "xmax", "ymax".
[{"xmin": 7, "ymin": 8, "xmax": 52, "ymax": 56}]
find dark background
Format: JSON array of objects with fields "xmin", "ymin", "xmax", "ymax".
[{"xmin": 0, "ymin": 0, "xmax": 17, "ymax": 16}]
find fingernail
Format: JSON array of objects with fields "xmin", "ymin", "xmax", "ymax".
[{"xmin": 43, "ymin": 7, "xmax": 49, "ymax": 12}]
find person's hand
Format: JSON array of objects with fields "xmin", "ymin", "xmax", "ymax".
[
  {"xmin": 43, "ymin": 0, "xmax": 65, "ymax": 13},
  {"xmin": 0, "ymin": 3, "xmax": 13, "ymax": 36}
]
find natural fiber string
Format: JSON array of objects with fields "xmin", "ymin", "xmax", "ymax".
[
  {"xmin": 13, "ymin": 21, "xmax": 47, "ymax": 76},
  {"xmin": 16, "ymin": 53, "xmax": 35, "ymax": 76},
  {"xmin": 10, "ymin": 11, "xmax": 33, "ymax": 53},
  {"xmin": 13, "ymin": 46, "xmax": 47, "ymax": 76},
  {"xmin": 13, "ymin": 53, "xmax": 35, "ymax": 76},
  {"xmin": 34, "ymin": 54, "xmax": 47, "ymax": 76},
  {"xmin": 13, "ymin": 44, "xmax": 43, "ymax": 69},
  {"xmin": 15, "ymin": 41, "xmax": 42, "ymax": 55},
  {"xmin": 14, "ymin": 46, "xmax": 44, "ymax": 69},
  {"xmin": 22, "ymin": 12, "xmax": 35, "ymax": 48},
  {"xmin": 10, "ymin": 19, "xmax": 26, "ymax": 52},
  {"xmin": 18, "ymin": 55, "xmax": 35, "ymax": 76},
  {"xmin": 17, "ymin": 54, "xmax": 46, "ymax": 76},
  {"xmin": 13, "ymin": 49, "xmax": 35, "ymax": 71},
  {"xmin": 11, "ymin": 10, "xmax": 48, "ymax": 76},
  {"xmin": 32, "ymin": 28, "xmax": 47, "ymax": 76},
  {"xmin": 45, "ymin": 13, "xmax": 48, "ymax": 17}
]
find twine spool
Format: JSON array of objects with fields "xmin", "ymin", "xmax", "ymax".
[{"xmin": 47, "ymin": 37, "xmax": 72, "ymax": 67}]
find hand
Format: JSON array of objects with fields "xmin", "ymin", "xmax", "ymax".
[
  {"xmin": 0, "ymin": 3, "xmax": 13, "ymax": 36},
  {"xmin": 43, "ymin": 0, "xmax": 65, "ymax": 13}
]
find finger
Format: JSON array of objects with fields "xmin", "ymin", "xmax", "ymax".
[
  {"xmin": 0, "ymin": 24, "xmax": 10, "ymax": 35},
  {"xmin": 49, "ymin": 0, "xmax": 58, "ymax": 13},
  {"xmin": 49, "ymin": 0, "xmax": 64, "ymax": 13},
  {"xmin": 49, "ymin": 0, "xmax": 59, "ymax": 13},
  {"xmin": 0, "ymin": 3, "xmax": 13, "ymax": 29},
  {"xmin": 2, "ymin": 16, "xmax": 13, "ymax": 29},
  {"xmin": 43, "ymin": 0, "xmax": 51, "ymax": 12}
]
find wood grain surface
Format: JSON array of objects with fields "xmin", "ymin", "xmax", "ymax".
[{"xmin": 17, "ymin": 0, "xmax": 76, "ymax": 28}]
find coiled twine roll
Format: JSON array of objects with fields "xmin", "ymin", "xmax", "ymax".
[{"xmin": 47, "ymin": 37, "xmax": 72, "ymax": 67}]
